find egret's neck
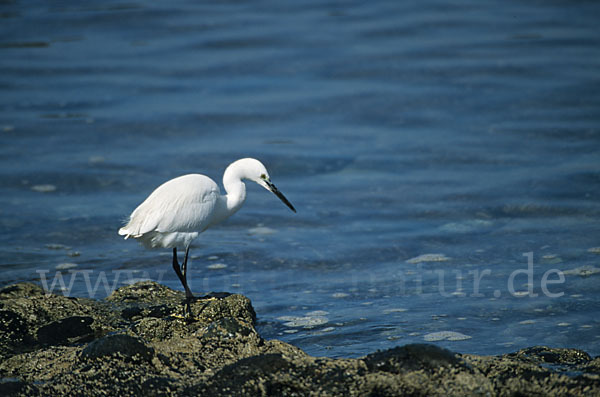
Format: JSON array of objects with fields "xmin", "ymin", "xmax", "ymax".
[
  {"xmin": 210, "ymin": 178, "xmax": 245, "ymax": 227},
  {"xmin": 223, "ymin": 178, "xmax": 246, "ymax": 216},
  {"xmin": 214, "ymin": 160, "xmax": 249, "ymax": 224}
]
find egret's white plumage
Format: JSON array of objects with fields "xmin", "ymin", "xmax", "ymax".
[
  {"xmin": 118, "ymin": 158, "xmax": 295, "ymax": 317},
  {"xmin": 118, "ymin": 174, "xmax": 220, "ymax": 249}
]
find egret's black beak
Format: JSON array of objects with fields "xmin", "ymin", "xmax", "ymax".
[{"xmin": 264, "ymin": 180, "xmax": 296, "ymax": 213}]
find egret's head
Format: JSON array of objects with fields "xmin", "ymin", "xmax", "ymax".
[{"xmin": 227, "ymin": 158, "xmax": 296, "ymax": 213}]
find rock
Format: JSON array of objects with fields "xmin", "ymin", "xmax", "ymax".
[
  {"xmin": 194, "ymin": 353, "xmax": 368, "ymax": 396},
  {"xmin": 106, "ymin": 281, "xmax": 182, "ymax": 305},
  {"xmin": 37, "ymin": 316, "xmax": 94, "ymax": 345},
  {"xmin": 363, "ymin": 343, "xmax": 467, "ymax": 373},
  {"xmin": 203, "ymin": 317, "xmax": 255, "ymax": 339},
  {"xmin": 512, "ymin": 346, "xmax": 592, "ymax": 365},
  {"xmin": 81, "ymin": 334, "xmax": 154, "ymax": 362},
  {"xmin": 0, "ymin": 281, "xmax": 598, "ymax": 396},
  {"xmin": 0, "ymin": 310, "xmax": 32, "ymax": 356},
  {"xmin": 0, "ymin": 377, "xmax": 28, "ymax": 396},
  {"xmin": 0, "ymin": 283, "xmax": 46, "ymax": 298}
]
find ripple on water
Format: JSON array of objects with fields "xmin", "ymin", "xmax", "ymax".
[
  {"xmin": 406, "ymin": 254, "xmax": 451, "ymax": 264},
  {"xmin": 278, "ymin": 314, "xmax": 329, "ymax": 328},
  {"xmin": 563, "ymin": 266, "xmax": 600, "ymax": 277},
  {"xmin": 56, "ymin": 263, "xmax": 78, "ymax": 270},
  {"xmin": 31, "ymin": 184, "xmax": 57, "ymax": 192},
  {"xmin": 206, "ymin": 263, "xmax": 228, "ymax": 270},
  {"xmin": 423, "ymin": 331, "xmax": 472, "ymax": 342}
]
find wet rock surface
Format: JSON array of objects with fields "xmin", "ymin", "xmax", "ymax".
[{"xmin": 0, "ymin": 281, "xmax": 598, "ymax": 396}]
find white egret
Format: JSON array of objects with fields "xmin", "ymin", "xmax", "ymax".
[{"xmin": 118, "ymin": 158, "xmax": 296, "ymax": 317}]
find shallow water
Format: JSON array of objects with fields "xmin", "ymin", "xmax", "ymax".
[{"xmin": 1, "ymin": 0, "xmax": 599, "ymax": 358}]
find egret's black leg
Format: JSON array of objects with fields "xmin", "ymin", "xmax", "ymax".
[
  {"xmin": 182, "ymin": 246, "xmax": 192, "ymax": 295},
  {"xmin": 181, "ymin": 245, "xmax": 195, "ymax": 317},
  {"xmin": 172, "ymin": 247, "xmax": 194, "ymax": 318}
]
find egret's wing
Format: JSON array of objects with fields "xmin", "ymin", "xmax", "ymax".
[
  {"xmin": 142, "ymin": 190, "xmax": 219, "ymax": 235},
  {"xmin": 119, "ymin": 174, "xmax": 220, "ymax": 238}
]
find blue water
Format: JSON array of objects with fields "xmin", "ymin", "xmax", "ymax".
[{"xmin": 1, "ymin": 0, "xmax": 599, "ymax": 359}]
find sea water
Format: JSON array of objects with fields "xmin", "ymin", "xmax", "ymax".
[{"xmin": 1, "ymin": 0, "xmax": 599, "ymax": 358}]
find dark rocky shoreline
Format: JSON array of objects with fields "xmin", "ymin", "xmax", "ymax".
[{"xmin": 1, "ymin": 281, "xmax": 598, "ymax": 396}]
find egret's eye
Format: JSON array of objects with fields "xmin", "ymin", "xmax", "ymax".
[{"xmin": 260, "ymin": 173, "xmax": 267, "ymax": 180}]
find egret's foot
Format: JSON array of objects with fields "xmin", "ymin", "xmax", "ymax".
[
  {"xmin": 169, "ymin": 296, "xmax": 197, "ymax": 322},
  {"xmin": 170, "ymin": 312, "xmax": 188, "ymax": 320},
  {"xmin": 171, "ymin": 293, "xmax": 231, "ymax": 320},
  {"xmin": 197, "ymin": 296, "xmax": 218, "ymax": 304},
  {"xmin": 190, "ymin": 292, "xmax": 231, "ymax": 317},
  {"xmin": 183, "ymin": 296, "xmax": 197, "ymax": 322}
]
